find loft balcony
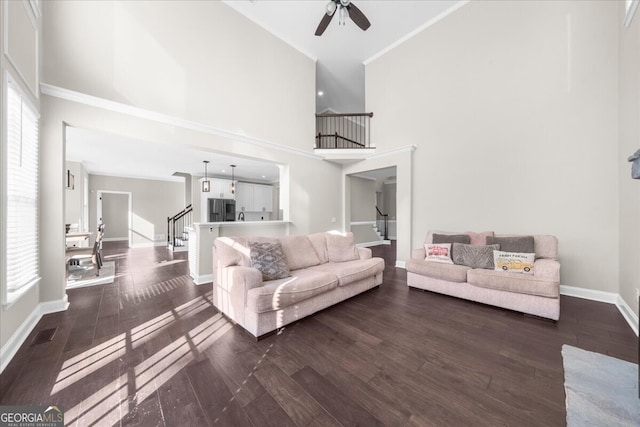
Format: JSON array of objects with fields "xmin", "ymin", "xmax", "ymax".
[{"xmin": 314, "ymin": 112, "xmax": 375, "ymax": 163}]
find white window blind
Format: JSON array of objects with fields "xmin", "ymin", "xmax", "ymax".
[{"xmin": 5, "ymin": 75, "xmax": 39, "ymax": 301}]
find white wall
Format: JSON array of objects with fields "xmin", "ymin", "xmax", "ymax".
[
  {"xmin": 618, "ymin": 2, "xmax": 640, "ymax": 317},
  {"xmin": 90, "ymin": 175, "xmax": 183, "ymax": 246},
  {"xmin": 42, "ymin": 0, "xmax": 314, "ymax": 151},
  {"xmin": 366, "ymin": 0, "xmax": 620, "ymax": 292},
  {"xmin": 101, "ymin": 192, "xmax": 129, "ymax": 240},
  {"xmin": 350, "ymin": 176, "xmax": 376, "ymax": 221}
]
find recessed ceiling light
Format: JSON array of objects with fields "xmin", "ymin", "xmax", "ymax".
[
  {"xmin": 262, "ymin": 175, "xmax": 266, "ymax": 178},
  {"xmin": 317, "ymin": 91, "xmax": 324, "ymax": 96}
]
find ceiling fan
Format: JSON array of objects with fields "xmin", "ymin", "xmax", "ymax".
[{"xmin": 315, "ymin": 0, "xmax": 371, "ymax": 36}]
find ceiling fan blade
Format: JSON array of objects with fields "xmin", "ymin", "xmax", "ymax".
[
  {"xmin": 346, "ymin": 2, "xmax": 371, "ymax": 31},
  {"xmin": 315, "ymin": 12, "xmax": 335, "ymax": 36}
]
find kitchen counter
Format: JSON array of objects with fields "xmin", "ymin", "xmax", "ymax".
[{"xmin": 188, "ymin": 221, "xmax": 290, "ymax": 285}]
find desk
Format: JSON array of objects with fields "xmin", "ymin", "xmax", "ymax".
[{"xmin": 66, "ymin": 232, "xmax": 91, "ymax": 247}]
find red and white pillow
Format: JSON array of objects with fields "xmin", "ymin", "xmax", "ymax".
[{"xmin": 425, "ymin": 243, "xmax": 453, "ymax": 264}]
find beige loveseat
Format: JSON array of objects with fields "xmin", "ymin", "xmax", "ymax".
[
  {"xmin": 212, "ymin": 232, "xmax": 385, "ymax": 338},
  {"xmin": 406, "ymin": 231, "xmax": 560, "ymax": 320}
]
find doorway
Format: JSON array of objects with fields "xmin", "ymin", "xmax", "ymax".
[{"xmin": 96, "ymin": 190, "xmax": 132, "ymax": 247}]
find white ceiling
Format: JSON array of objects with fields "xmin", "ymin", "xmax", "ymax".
[
  {"xmin": 67, "ymin": 1, "xmax": 465, "ymax": 182},
  {"xmin": 66, "ymin": 127, "xmax": 281, "ymax": 183},
  {"xmin": 224, "ymin": 0, "xmax": 464, "ymax": 112}
]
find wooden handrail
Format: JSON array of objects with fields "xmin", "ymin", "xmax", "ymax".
[{"xmin": 315, "ymin": 112, "xmax": 374, "ymax": 118}]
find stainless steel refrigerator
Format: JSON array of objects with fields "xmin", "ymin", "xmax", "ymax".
[{"xmin": 208, "ymin": 198, "xmax": 236, "ymax": 222}]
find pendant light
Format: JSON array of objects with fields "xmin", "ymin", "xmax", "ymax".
[
  {"xmin": 230, "ymin": 164, "xmax": 236, "ymax": 195},
  {"xmin": 202, "ymin": 160, "xmax": 210, "ymax": 192}
]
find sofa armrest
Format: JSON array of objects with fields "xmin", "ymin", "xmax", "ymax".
[
  {"xmin": 357, "ymin": 247, "xmax": 372, "ymax": 260},
  {"xmin": 412, "ymin": 248, "xmax": 426, "ymax": 260},
  {"xmin": 533, "ymin": 258, "xmax": 560, "ymax": 283},
  {"xmin": 214, "ymin": 266, "xmax": 263, "ymax": 323}
]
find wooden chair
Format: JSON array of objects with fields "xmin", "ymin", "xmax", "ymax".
[{"xmin": 66, "ymin": 224, "xmax": 104, "ymax": 276}]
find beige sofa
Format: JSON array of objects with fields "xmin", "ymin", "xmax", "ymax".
[
  {"xmin": 406, "ymin": 231, "xmax": 560, "ymax": 320},
  {"xmin": 212, "ymin": 232, "xmax": 385, "ymax": 338}
]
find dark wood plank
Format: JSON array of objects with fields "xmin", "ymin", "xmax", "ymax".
[
  {"xmin": 0, "ymin": 241, "xmax": 637, "ymax": 427},
  {"xmin": 186, "ymin": 358, "xmax": 253, "ymax": 426},
  {"xmin": 292, "ymin": 366, "xmax": 384, "ymax": 426}
]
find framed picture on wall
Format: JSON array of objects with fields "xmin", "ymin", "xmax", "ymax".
[{"xmin": 66, "ymin": 170, "xmax": 75, "ymax": 190}]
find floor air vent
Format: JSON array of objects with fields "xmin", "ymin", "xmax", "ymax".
[{"xmin": 30, "ymin": 327, "xmax": 58, "ymax": 345}]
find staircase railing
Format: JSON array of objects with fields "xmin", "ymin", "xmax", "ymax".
[
  {"xmin": 167, "ymin": 204, "xmax": 193, "ymax": 249},
  {"xmin": 315, "ymin": 112, "xmax": 373, "ymax": 149},
  {"xmin": 376, "ymin": 206, "xmax": 389, "ymax": 240}
]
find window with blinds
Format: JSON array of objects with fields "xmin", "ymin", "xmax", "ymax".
[{"xmin": 4, "ymin": 73, "xmax": 40, "ymax": 304}]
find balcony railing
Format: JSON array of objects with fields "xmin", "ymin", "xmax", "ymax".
[{"xmin": 315, "ymin": 112, "xmax": 373, "ymax": 149}]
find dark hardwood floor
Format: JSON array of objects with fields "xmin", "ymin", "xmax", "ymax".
[{"xmin": 0, "ymin": 241, "xmax": 637, "ymax": 426}]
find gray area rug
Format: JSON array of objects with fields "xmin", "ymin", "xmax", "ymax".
[
  {"xmin": 562, "ymin": 344, "xmax": 640, "ymax": 427},
  {"xmin": 67, "ymin": 261, "xmax": 115, "ymax": 289}
]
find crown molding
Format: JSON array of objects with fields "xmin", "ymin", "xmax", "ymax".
[
  {"xmin": 364, "ymin": 0, "xmax": 469, "ymax": 66},
  {"xmin": 40, "ymin": 84, "xmax": 321, "ymax": 160}
]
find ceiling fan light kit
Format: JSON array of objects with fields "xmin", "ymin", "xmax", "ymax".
[{"xmin": 315, "ymin": 0, "xmax": 371, "ymax": 36}]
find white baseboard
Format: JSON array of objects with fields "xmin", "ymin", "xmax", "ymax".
[
  {"xmin": 0, "ymin": 295, "xmax": 69, "ymax": 374},
  {"xmin": 396, "ymin": 260, "xmax": 406, "ymax": 269},
  {"xmin": 560, "ymin": 285, "xmax": 638, "ymax": 336},
  {"xmin": 559, "ymin": 285, "xmax": 618, "ymax": 304},
  {"xmin": 616, "ymin": 295, "xmax": 639, "ymax": 337},
  {"xmin": 190, "ymin": 273, "xmax": 213, "ymax": 286},
  {"xmin": 102, "ymin": 237, "xmax": 128, "ymax": 242}
]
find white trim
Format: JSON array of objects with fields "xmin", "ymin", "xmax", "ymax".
[
  {"xmin": 560, "ymin": 285, "xmax": 638, "ymax": 337},
  {"xmin": 350, "ymin": 221, "xmax": 376, "ymax": 226},
  {"xmin": 395, "ymin": 260, "xmax": 406, "ymax": 269},
  {"xmin": 190, "ymin": 273, "xmax": 213, "ymax": 286},
  {"xmin": 364, "ymin": 1, "xmax": 470, "ymax": 65},
  {"xmin": 624, "ymin": 0, "xmax": 640, "ymax": 27},
  {"xmin": 102, "ymin": 237, "xmax": 128, "ymax": 242},
  {"xmin": 3, "ymin": 0, "xmax": 39, "ymax": 100},
  {"xmin": 559, "ymin": 285, "xmax": 618, "ymax": 304},
  {"xmin": 0, "ymin": 295, "xmax": 69, "ymax": 374},
  {"xmin": 616, "ymin": 295, "xmax": 639, "ymax": 336},
  {"xmin": 41, "ymin": 84, "xmax": 321, "ymax": 160}
]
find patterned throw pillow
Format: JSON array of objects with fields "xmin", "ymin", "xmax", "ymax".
[
  {"xmin": 452, "ymin": 243, "xmax": 500, "ymax": 269},
  {"xmin": 493, "ymin": 251, "xmax": 535, "ymax": 274},
  {"xmin": 249, "ymin": 241, "xmax": 290, "ymax": 281},
  {"xmin": 425, "ymin": 243, "xmax": 454, "ymax": 264}
]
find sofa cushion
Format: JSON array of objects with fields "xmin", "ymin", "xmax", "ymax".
[
  {"xmin": 246, "ymin": 269, "xmax": 338, "ymax": 313},
  {"xmin": 432, "ymin": 233, "xmax": 471, "ymax": 245},
  {"xmin": 326, "ymin": 232, "xmax": 359, "ymax": 262},
  {"xmin": 493, "ymin": 251, "xmax": 535, "ymax": 274},
  {"xmin": 249, "ymin": 241, "xmax": 290, "ymax": 281},
  {"xmin": 307, "ymin": 232, "xmax": 330, "ymax": 264},
  {"xmin": 467, "ymin": 268, "xmax": 559, "ymax": 298},
  {"xmin": 464, "ymin": 231, "xmax": 494, "ymax": 246},
  {"xmin": 310, "ymin": 258, "xmax": 384, "ymax": 287},
  {"xmin": 532, "ymin": 235, "xmax": 558, "ymax": 260},
  {"xmin": 405, "ymin": 259, "xmax": 471, "ymax": 283},
  {"xmin": 425, "ymin": 243, "xmax": 453, "ymax": 264},
  {"xmin": 279, "ymin": 235, "xmax": 321, "ymax": 270},
  {"xmin": 486, "ymin": 235, "xmax": 534, "ymax": 254},
  {"xmin": 452, "ymin": 243, "xmax": 500, "ymax": 269}
]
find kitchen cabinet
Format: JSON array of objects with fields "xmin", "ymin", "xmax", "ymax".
[
  {"xmin": 236, "ymin": 182, "xmax": 273, "ymax": 212},
  {"xmin": 210, "ymin": 179, "xmax": 235, "ymax": 199}
]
